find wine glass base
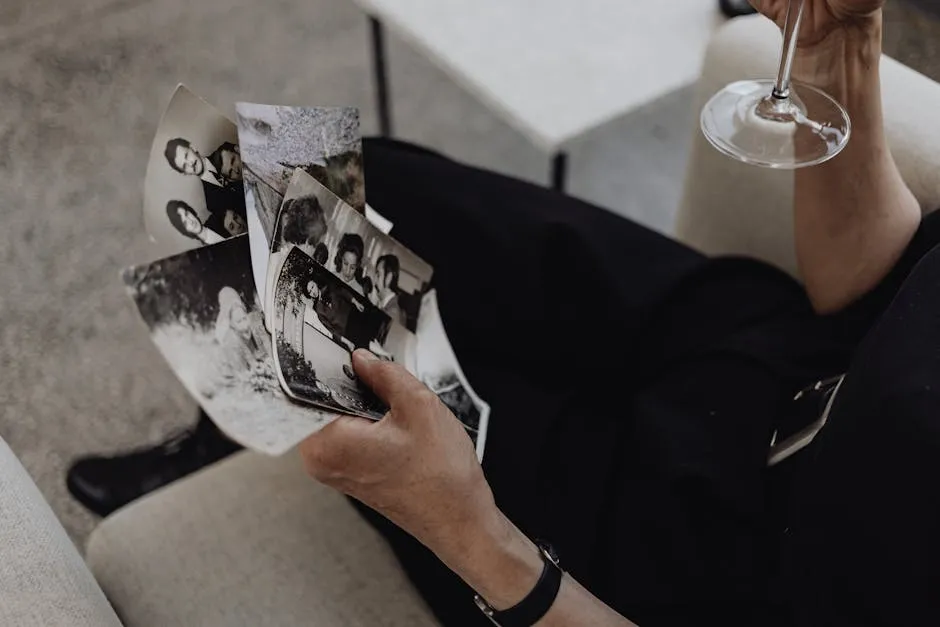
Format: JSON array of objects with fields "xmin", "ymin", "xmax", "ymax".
[{"xmin": 701, "ymin": 79, "xmax": 851, "ymax": 169}]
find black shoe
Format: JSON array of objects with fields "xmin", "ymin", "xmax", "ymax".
[{"xmin": 66, "ymin": 411, "xmax": 243, "ymax": 517}]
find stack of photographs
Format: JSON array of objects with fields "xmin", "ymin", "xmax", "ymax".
[{"xmin": 126, "ymin": 85, "xmax": 489, "ymax": 458}]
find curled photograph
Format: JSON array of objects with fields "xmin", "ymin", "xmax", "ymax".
[
  {"xmin": 144, "ymin": 85, "xmax": 247, "ymax": 256},
  {"xmin": 122, "ymin": 236, "xmax": 335, "ymax": 455},
  {"xmin": 265, "ymin": 168, "xmax": 432, "ymax": 336},
  {"xmin": 415, "ymin": 290, "xmax": 490, "ymax": 460},
  {"xmin": 272, "ymin": 246, "xmax": 391, "ymax": 420}
]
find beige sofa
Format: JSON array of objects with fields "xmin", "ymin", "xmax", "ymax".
[{"xmin": 4, "ymin": 15, "xmax": 940, "ymax": 627}]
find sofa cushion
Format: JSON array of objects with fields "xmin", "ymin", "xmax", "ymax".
[
  {"xmin": 0, "ymin": 437, "xmax": 121, "ymax": 627},
  {"xmin": 86, "ymin": 450, "xmax": 440, "ymax": 627}
]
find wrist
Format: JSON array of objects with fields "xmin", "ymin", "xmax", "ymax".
[
  {"xmin": 437, "ymin": 509, "xmax": 544, "ymax": 611},
  {"xmin": 793, "ymin": 14, "xmax": 882, "ymax": 98}
]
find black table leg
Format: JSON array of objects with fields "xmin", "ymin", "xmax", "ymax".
[
  {"xmin": 370, "ymin": 16, "xmax": 393, "ymax": 137},
  {"xmin": 551, "ymin": 151, "xmax": 568, "ymax": 193}
]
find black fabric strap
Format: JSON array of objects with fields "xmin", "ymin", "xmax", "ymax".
[{"xmin": 489, "ymin": 543, "xmax": 563, "ymax": 627}]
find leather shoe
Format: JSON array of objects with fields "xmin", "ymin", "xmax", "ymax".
[{"xmin": 66, "ymin": 411, "xmax": 242, "ymax": 517}]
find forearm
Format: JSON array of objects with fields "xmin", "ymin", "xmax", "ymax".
[
  {"xmin": 793, "ymin": 14, "xmax": 921, "ymax": 313},
  {"xmin": 432, "ymin": 510, "xmax": 637, "ymax": 626}
]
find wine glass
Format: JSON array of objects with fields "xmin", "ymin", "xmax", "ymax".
[{"xmin": 701, "ymin": 0, "xmax": 851, "ymax": 169}]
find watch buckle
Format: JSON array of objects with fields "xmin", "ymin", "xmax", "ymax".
[{"xmin": 474, "ymin": 594, "xmax": 502, "ymax": 626}]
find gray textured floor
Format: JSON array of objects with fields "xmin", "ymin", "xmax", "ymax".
[{"xmin": 1, "ymin": 0, "xmax": 938, "ymax": 547}]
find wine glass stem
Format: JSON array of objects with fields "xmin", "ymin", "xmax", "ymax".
[{"xmin": 772, "ymin": 0, "xmax": 806, "ymax": 100}]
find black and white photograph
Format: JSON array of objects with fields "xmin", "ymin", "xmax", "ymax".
[
  {"xmin": 265, "ymin": 171, "xmax": 419, "ymax": 366},
  {"xmin": 122, "ymin": 236, "xmax": 336, "ymax": 455},
  {"xmin": 272, "ymin": 247, "xmax": 392, "ymax": 420},
  {"xmin": 245, "ymin": 191, "xmax": 272, "ymax": 314},
  {"xmin": 144, "ymin": 85, "xmax": 248, "ymax": 256},
  {"xmin": 235, "ymin": 103, "xmax": 364, "ymax": 242},
  {"xmin": 415, "ymin": 290, "xmax": 490, "ymax": 461},
  {"xmin": 266, "ymin": 169, "xmax": 433, "ymax": 336}
]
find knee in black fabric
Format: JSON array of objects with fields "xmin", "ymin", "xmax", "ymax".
[
  {"xmin": 783, "ymin": 246, "xmax": 940, "ymax": 627},
  {"xmin": 362, "ymin": 137, "xmax": 451, "ymax": 161}
]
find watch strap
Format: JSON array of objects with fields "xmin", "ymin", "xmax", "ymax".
[{"xmin": 474, "ymin": 541, "xmax": 563, "ymax": 627}]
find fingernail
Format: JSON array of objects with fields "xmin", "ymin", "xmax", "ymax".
[{"xmin": 355, "ymin": 349, "xmax": 378, "ymax": 362}]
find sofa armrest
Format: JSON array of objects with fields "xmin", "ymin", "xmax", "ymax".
[
  {"xmin": 676, "ymin": 15, "xmax": 940, "ymax": 277},
  {"xmin": 86, "ymin": 451, "xmax": 440, "ymax": 627},
  {"xmin": 0, "ymin": 437, "xmax": 122, "ymax": 627}
]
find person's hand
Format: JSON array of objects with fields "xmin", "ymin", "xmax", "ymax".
[
  {"xmin": 299, "ymin": 350, "xmax": 500, "ymax": 560},
  {"xmin": 750, "ymin": 0, "xmax": 883, "ymax": 49}
]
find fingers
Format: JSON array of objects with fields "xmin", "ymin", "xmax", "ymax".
[
  {"xmin": 351, "ymin": 349, "xmax": 430, "ymax": 407},
  {"xmin": 748, "ymin": 0, "xmax": 770, "ymax": 16},
  {"xmin": 748, "ymin": 0, "xmax": 783, "ymax": 21},
  {"xmin": 302, "ymin": 351, "xmax": 435, "ymax": 483}
]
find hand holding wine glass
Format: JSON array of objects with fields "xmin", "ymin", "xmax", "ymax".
[
  {"xmin": 751, "ymin": 0, "xmax": 883, "ymax": 48},
  {"xmin": 702, "ymin": 0, "xmax": 885, "ymax": 169}
]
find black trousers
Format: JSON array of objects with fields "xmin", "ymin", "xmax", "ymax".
[
  {"xmin": 780, "ymin": 246, "xmax": 940, "ymax": 627},
  {"xmin": 356, "ymin": 138, "xmax": 940, "ymax": 627}
]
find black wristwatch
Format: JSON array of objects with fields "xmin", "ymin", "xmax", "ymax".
[{"xmin": 473, "ymin": 541, "xmax": 563, "ymax": 627}]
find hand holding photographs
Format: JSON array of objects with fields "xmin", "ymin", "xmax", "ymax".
[{"xmin": 127, "ymin": 86, "xmax": 490, "ymax": 459}]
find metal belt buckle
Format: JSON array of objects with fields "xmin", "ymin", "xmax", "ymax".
[{"xmin": 768, "ymin": 375, "xmax": 845, "ymax": 467}]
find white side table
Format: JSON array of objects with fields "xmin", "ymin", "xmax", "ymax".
[{"xmin": 357, "ymin": 0, "xmax": 728, "ymax": 191}]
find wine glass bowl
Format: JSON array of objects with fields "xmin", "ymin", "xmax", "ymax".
[{"xmin": 701, "ymin": 0, "xmax": 852, "ymax": 169}]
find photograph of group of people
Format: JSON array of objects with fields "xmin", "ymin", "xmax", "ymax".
[
  {"xmin": 273, "ymin": 246, "xmax": 390, "ymax": 420},
  {"xmin": 266, "ymin": 168, "xmax": 435, "ymax": 414},
  {"xmin": 267, "ymin": 169, "xmax": 433, "ymax": 331},
  {"xmin": 144, "ymin": 86, "xmax": 248, "ymax": 255}
]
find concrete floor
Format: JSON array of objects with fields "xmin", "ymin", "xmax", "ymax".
[{"xmin": 1, "ymin": 0, "xmax": 938, "ymax": 546}]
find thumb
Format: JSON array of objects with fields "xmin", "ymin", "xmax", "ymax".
[{"xmin": 351, "ymin": 349, "xmax": 428, "ymax": 408}]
